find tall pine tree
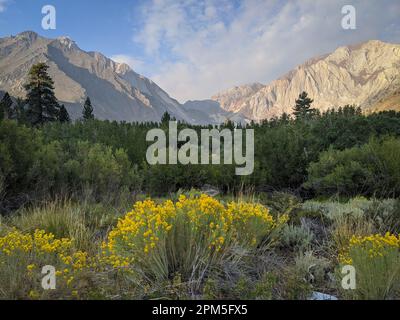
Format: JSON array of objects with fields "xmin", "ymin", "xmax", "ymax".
[
  {"xmin": 161, "ymin": 111, "xmax": 171, "ymax": 125},
  {"xmin": 58, "ymin": 104, "xmax": 70, "ymax": 123},
  {"xmin": 15, "ymin": 98, "xmax": 27, "ymax": 124},
  {"xmin": 0, "ymin": 92, "xmax": 14, "ymax": 120},
  {"xmin": 82, "ymin": 97, "xmax": 94, "ymax": 120},
  {"xmin": 293, "ymin": 91, "xmax": 316, "ymax": 120},
  {"xmin": 24, "ymin": 63, "xmax": 60, "ymax": 126}
]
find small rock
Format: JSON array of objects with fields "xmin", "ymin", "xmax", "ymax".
[
  {"xmin": 201, "ymin": 184, "xmax": 220, "ymax": 197},
  {"xmin": 309, "ymin": 291, "xmax": 338, "ymax": 300}
]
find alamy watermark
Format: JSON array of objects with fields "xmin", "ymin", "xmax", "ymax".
[
  {"xmin": 341, "ymin": 265, "xmax": 356, "ymax": 290},
  {"xmin": 146, "ymin": 121, "xmax": 254, "ymax": 176},
  {"xmin": 341, "ymin": 5, "xmax": 356, "ymax": 30},
  {"xmin": 41, "ymin": 5, "xmax": 56, "ymax": 30},
  {"xmin": 41, "ymin": 265, "xmax": 56, "ymax": 290}
]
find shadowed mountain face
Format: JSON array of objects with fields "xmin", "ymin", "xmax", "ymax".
[
  {"xmin": 182, "ymin": 100, "xmax": 248, "ymax": 125},
  {"xmin": 0, "ymin": 31, "xmax": 240, "ymax": 124},
  {"xmin": 212, "ymin": 40, "xmax": 400, "ymax": 121}
]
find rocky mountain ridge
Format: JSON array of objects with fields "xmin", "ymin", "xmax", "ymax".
[
  {"xmin": 0, "ymin": 31, "xmax": 240, "ymax": 124},
  {"xmin": 212, "ymin": 40, "xmax": 400, "ymax": 120}
]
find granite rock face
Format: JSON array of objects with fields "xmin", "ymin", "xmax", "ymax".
[
  {"xmin": 1, "ymin": 33, "xmax": 398, "ymax": 123},
  {"xmin": 212, "ymin": 41, "xmax": 400, "ymax": 120}
]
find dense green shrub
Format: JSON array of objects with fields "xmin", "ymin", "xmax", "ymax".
[
  {"xmin": 305, "ymin": 137, "xmax": 400, "ymax": 197},
  {"xmin": 0, "ymin": 121, "xmax": 142, "ymax": 212},
  {"xmin": 37, "ymin": 108, "xmax": 400, "ymax": 197},
  {"xmin": 2, "ymin": 107, "xmax": 400, "ymax": 211},
  {"xmin": 0, "ymin": 121, "xmax": 42, "ymax": 195},
  {"xmin": 63, "ymin": 141, "xmax": 141, "ymax": 197}
]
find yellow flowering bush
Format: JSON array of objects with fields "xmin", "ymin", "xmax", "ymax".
[
  {"xmin": 339, "ymin": 232, "xmax": 400, "ymax": 264},
  {"xmin": 0, "ymin": 228, "xmax": 91, "ymax": 299},
  {"xmin": 101, "ymin": 194, "xmax": 288, "ymax": 284},
  {"xmin": 0, "ymin": 195, "xmax": 289, "ymax": 299},
  {"xmin": 339, "ymin": 232, "xmax": 400, "ymax": 299}
]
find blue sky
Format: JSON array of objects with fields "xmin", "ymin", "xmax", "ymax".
[
  {"xmin": 1, "ymin": 0, "xmax": 399, "ymax": 102},
  {"xmin": 0, "ymin": 0, "xmax": 143, "ymax": 58}
]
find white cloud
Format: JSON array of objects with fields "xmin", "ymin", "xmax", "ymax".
[
  {"xmin": 133, "ymin": 0, "xmax": 400, "ymax": 102},
  {"xmin": 0, "ymin": 0, "xmax": 9, "ymax": 12},
  {"xmin": 111, "ymin": 54, "xmax": 144, "ymax": 71}
]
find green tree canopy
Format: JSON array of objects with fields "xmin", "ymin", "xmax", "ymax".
[
  {"xmin": 82, "ymin": 97, "xmax": 94, "ymax": 120},
  {"xmin": 0, "ymin": 92, "xmax": 14, "ymax": 120},
  {"xmin": 15, "ymin": 98, "xmax": 27, "ymax": 124},
  {"xmin": 161, "ymin": 111, "xmax": 171, "ymax": 125},
  {"xmin": 58, "ymin": 104, "xmax": 70, "ymax": 123},
  {"xmin": 24, "ymin": 63, "xmax": 60, "ymax": 126},
  {"xmin": 293, "ymin": 91, "xmax": 316, "ymax": 120}
]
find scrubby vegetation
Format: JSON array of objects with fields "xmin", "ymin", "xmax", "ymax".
[
  {"xmin": 1, "ymin": 193, "xmax": 399, "ymax": 300},
  {"xmin": 1, "ymin": 106, "xmax": 400, "ymax": 212},
  {"xmin": 0, "ymin": 64, "xmax": 399, "ymax": 300},
  {"xmin": 1, "ymin": 108, "xmax": 400, "ymax": 300}
]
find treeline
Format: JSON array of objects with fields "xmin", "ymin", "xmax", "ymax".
[
  {"xmin": 1, "ymin": 63, "xmax": 400, "ymax": 213},
  {"xmin": 1, "ymin": 106, "xmax": 400, "ymax": 213},
  {"xmin": 0, "ymin": 63, "xmax": 94, "ymax": 125}
]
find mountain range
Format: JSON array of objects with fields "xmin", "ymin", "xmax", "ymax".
[
  {"xmin": 0, "ymin": 31, "xmax": 241, "ymax": 124},
  {"xmin": 0, "ymin": 31, "xmax": 399, "ymax": 124},
  {"xmin": 213, "ymin": 40, "xmax": 400, "ymax": 120}
]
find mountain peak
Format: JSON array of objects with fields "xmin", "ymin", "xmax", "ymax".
[
  {"xmin": 349, "ymin": 39, "xmax": 389, "ymax": 49},
  {"xmin": 213, "ymin": 40, "xmax": 400, "ymax": 120},
  {"xmin": 1, "ymin": 32, "xmax": 398, "ymax": 124},
  {"xmin": 56, "ymin": 36, "xmax": 75, "ymax": 45},
  {"xmin": 17, "ymin": 30, "xmax": 38, "ymax": 37},
  {"xmin": 114, "ymin": 62, "xmax": 131, "ymax": 74},
  {"xmin": 0, "ymin": 31, "xmax": 195, "ymax": 124},
  {"xmin": 330, "ymin": 39, "xmax": 398, "ymax": 58},
  {"xmin": 15, "ymin": 31, "xmax": 40, "ymax": 42}
]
